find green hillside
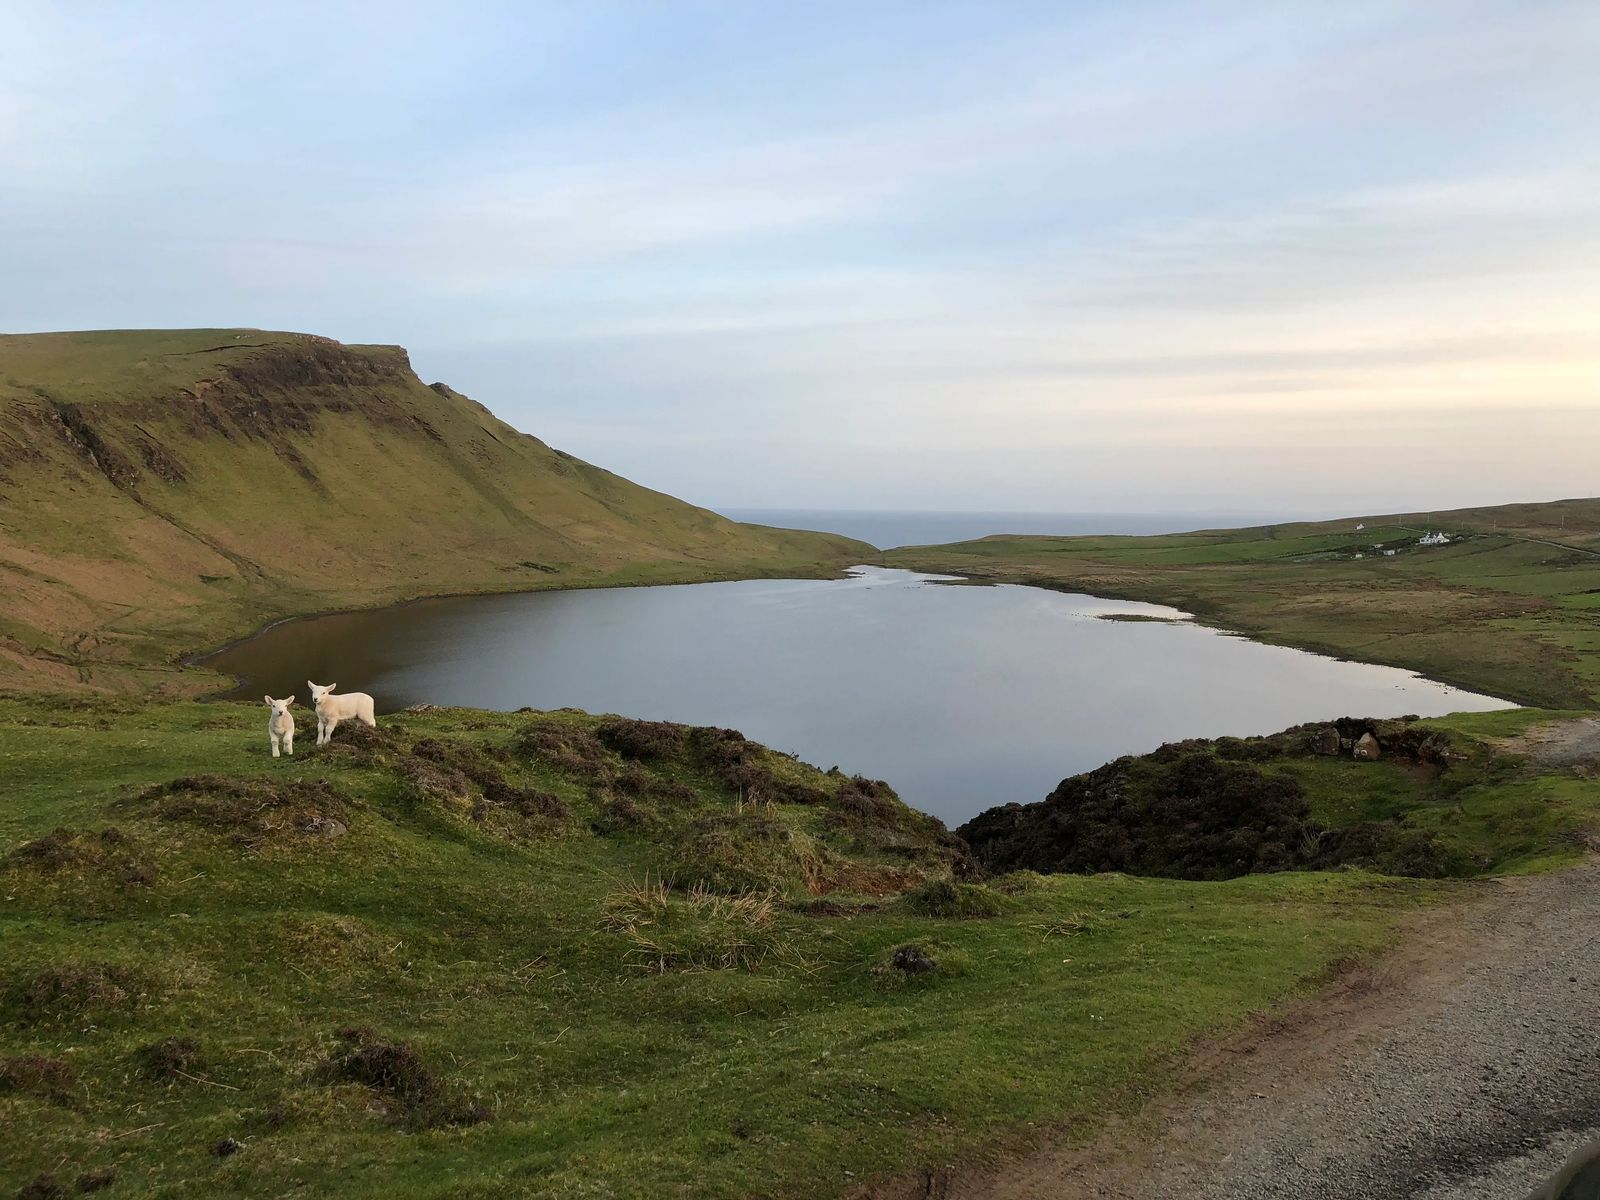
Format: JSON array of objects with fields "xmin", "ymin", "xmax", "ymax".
[
  {"xmin": 0, "ymin": 330, "xmax": 868, "ymax": 695},
  {"xmin": 889, "ymin": 498, "xmax": 1600, "ymax": 708},
  {"xmin": 2, "ymin": 697, "xmax": 1460, "ymax": 1198}
]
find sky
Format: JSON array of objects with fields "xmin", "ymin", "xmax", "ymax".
[{"xmin": 3, "ymin": 1, "xmax": 1597, "ymax": 515}]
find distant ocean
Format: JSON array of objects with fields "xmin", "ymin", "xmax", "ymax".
[{"xmin": 722, "ymin": 509, "xmax": 1295, "ymax": 551}]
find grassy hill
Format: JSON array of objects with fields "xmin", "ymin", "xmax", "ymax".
[
  {"xmin": 16, "ymin": 697, "xmax": 1549, "ymax": 1199},
  {"xmin": 0, "ymin": 330, "xmax": 868, "ymax": 695},
  {"xmin": 889, "ymin": 498, "xmax": 1600, "ymax": 709},
  {"xmin": 3, "ymin": 697, "xmax": 1591, "ymax": 1197}
]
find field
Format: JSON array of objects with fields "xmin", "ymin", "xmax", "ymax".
[
  {"xmin": 5, "ymin": 698, "xmax": 1533, "ymax": 1199},
  {"xmin": 888, "ymin": 498, "xmax": 1600, "ymax": 709}
]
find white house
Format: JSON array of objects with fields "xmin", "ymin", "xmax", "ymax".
[{"xmin": 1418, "ymin": 531, "xmax": 1451, "ymax": 546}]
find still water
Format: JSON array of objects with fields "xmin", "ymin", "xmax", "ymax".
[{"xmin": 205, "ymin": 568, "xmax": 1510, "ymax": 825}]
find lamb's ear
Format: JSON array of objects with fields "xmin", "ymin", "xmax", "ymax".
[
  {"xmin": 286, "ymin": 696, "xmax": 295, "ymax": 706},
  {"xmin": 328, "ymin": 683, "xmax": 336, "ymax": 691},
  {"xmin": 263, "ymin": 695, "xmax": 273, "ymax": 706}
]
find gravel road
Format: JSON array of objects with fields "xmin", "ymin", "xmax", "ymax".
[
  {"xmin": 1184, "ymin": 861, "xmax": 1600, "ymax": 1200},
  {"xmin": 871, "ymin": 859, "xmax": 1600, "ymax": 1200}
]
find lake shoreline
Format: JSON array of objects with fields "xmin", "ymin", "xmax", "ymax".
[
  {"xmin": 193, "ymin": 564, "xmax": 1515, "ymax": 717},
  {"xmin": 195, "ymin": 566, "xmax": 1511, "ymax": 826}
]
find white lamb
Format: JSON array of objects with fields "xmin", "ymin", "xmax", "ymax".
[
  {"xmin": 264, "ymin": 695, "xmax": 296, "ymax": 758},
  {"xmin": 307, "ymin": 680, "xmax": 377, "ymax": 745}
]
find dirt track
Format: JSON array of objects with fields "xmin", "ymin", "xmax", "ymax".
[{"xmin": 863, "ymin": 861, "xmax": 1600, "ymax": 1200}]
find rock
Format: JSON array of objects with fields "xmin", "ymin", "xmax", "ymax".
[
  {"xmin": 1316, "ymin": 727, "xmax": 1342, "ymax": 755},
  {"xmin": 1353, "ymin": 732, "xmax": 1381, "ymax": 761}
]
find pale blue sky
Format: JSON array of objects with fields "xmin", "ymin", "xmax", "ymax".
[{"xmin": 4, "ymin": 2, "xmax": 1597, "ymax": 513}]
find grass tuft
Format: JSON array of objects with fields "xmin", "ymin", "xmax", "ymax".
[
  {"xmin": 671, "ymin": 811, "xmax": 826, "ymax": 894},
  {"xmin": 601, "ymin": 877, "xmax": 787, "ymax": 972},
  {"xmin": 133, "ymin": 1036, "xmax": 205, "ymax": 1082},
  {"xmin": 900, "ymin": 879, "xmax": 1011, "ymax": 919},
  {"xmin": 1, "ymin": 962, "xmax": 147, "ymax": 1025},
  {"xmin": 0, "ymin": 1055, "xmax": 79, "ymax": 1106},
  {"xmin": 143, "ymin": 774, "xmax": 350, "ymax": 848},
  {"xmin": 319, "ymin": 1027, "xmax": 492, "ymax": 1130}
]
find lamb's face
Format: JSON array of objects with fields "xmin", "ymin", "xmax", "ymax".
[
  {"xmin": 307, "ymin": 681, "xmax": 333, "ymax": 704},
  {"xmin": 265, "ymin": 696, "xmax": 294, "ymax": 718}
]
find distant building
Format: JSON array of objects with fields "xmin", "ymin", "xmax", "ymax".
[
  {"xmin": 1418, "ymin": 531, "xmax": 1451, "ymax": 546},
  {"xmin": 1356, "ymin": 523, "xmax": 1365, "ymax": 531},
  {"xmin": 1381, "ymin": 549, "xmax": 1397, "ymax": 557}
]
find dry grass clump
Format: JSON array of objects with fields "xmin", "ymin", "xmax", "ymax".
[
  {"xmin": 319, "ymin": 1027, "xmax": 491, "ymax": 1130},
  {"xmin": 825, "ymin": 776, "xmax": 978, "ymax": 876},
  {"xmin": 990, "ymin": 869, "xmax": 1049, "ymax": 895},
  {"xmin": 400, "ymin": 738, "xmax": 569, "ymax": 836},
  {"xmin": 133, "ymin": 1036, "xmax": 205, "ymax": 1082},
  {"xmin": 600, "ymin": 877, "xmax": 785, "ymax": 972},
  {"xmin": 264, "ymin": 914, "xmax": 379, "ymax": 976},
  {"xmin": 0, "ymin": 1055, "xmax": 79, "ymax": 1106},
  {"xmin": 1, "ymin": 962, "xmax": 146, "ymax": 1025},
  {"xmin": 3, "ymin": 826, "xmax": 154, "ymax": 885},
  {"xmin": 870, "ymin": 941, "xmax": 971, "ymax": 988},
  {"xmin": 812, "ymin": 859, "xmax": 925, "ymax": 897},
  {"xmin": 305, "ymin": 720, "xmax": 409, "ymax": 765},
  {"xmin": 16, "ymin": 1174, "xmax": 71, "ymax": 1200},
  {"xmin": 515, "ymin": 721, "xmax": 611, "ymax": 778},
  {"xmin": 685, "ymin": 726, "xmax": 831, "ymax": 805},
  {"xmin": 596, "ymin": 717, "xmax": 684, "ymax": 761},
  {"xmin": 592, "ymin": 763, "xmax": 701, "ymax": 836},
  {"xmin": 144, "ymin": 775, "xmax": 350, "ymax": 848},
  {"xmin": 671, "ymin": 811, "xmax": 826, "ymax": 894},
  {"xmin": 900, "ymin": 879, "xmax": 1010, "ymax": 919}
]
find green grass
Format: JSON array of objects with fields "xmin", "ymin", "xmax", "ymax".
[
  {"xmin": 889, "ymin": 499, "xmax": 1600, "ymax": 709},
  {"xmin": 0, "ymin": 697, "xmax": 1435, "ymax": 1199},
  {"xmin": 1236, "ymin": 709, "xmax": 1600, "ymax": 876}
]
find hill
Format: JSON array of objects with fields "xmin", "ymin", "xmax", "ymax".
[
  {"xmin": 888, "ymin": 498, "xmax": 1600, "ymax": 708},
  {"xmin": 0, "ymin": 330, "xmax": 868, "ymax": 694},
  {"xmin": 0, "ymin": 696, "xmax": 1453, "ymax": 1198}
]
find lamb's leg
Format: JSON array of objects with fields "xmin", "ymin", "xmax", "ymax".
[
  {"xmin": 316, "ymin": 715, "xmax": 326, "ymax": 745},
  {"xmin": 271, "ymin": 732, "xmax": 281, "ymax": 759},
  {"xmin": 285, "ymin": 729, "xmax": 294, "ymax": 756},
  {"xmin": 325, "ymin": 716, "xmax": 340, "ymax": 743}
]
